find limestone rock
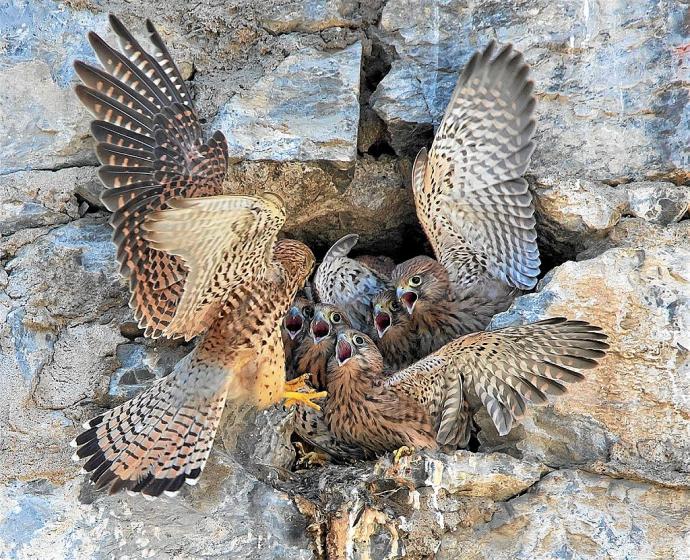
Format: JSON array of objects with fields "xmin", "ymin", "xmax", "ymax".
[
  {"xmin": 487, "ymin": 233, "xmax": 690, "ymax": 488},
  {"xmin": 214, "ymin": 42, "xmax": 362, "ymax": 167},
  {"xmin": 225, "ymin": 155, "xmax": 418, "ymax": 257},
  {"xmin": 625, "ymin": 181, "xmax": 689, "ymax": 225},
  {"xmin": 0, "ymin": 167, "xmax": 98, "ymax": 234},
  {"xmin": 439, "ymin": 470, "xmax": 690, "ymax": 560},
  {"xmin": 258, "ymin": 0, "xmax": 360, "ymax": 34},
  {"xmin": 0, "ymin": 455, "xmax": 314, "ymax": 560},
  {"xmin": 533, "ymin": 177, "xmax": 628, "ymax": 259},
  {"xmin": 372, "ymin": 0, "xmax": 690, "ymax": 182},
  {"xmin": 0, "ymin": 1, "xmax": 107, "ymax": 173}
]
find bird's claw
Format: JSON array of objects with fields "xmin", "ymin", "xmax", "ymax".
[
  {"xmin": 295, "ymin": 443, "xmax": 329, "ymax": 468},
  {"xmin": 282, "ymin": 390, "xmax": 328, "ymax": 411},
  {"xmin": 284, "ymin": 373, "xmax": 310, "ymax": 392},
  {"xmin": 393, "ymin": 445, "xmax": 415, "ymax": 464}
]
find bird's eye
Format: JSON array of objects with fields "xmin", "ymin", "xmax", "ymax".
[
  {"xmin": 390, "ymin": 301, "xmax": 400, "ymax": 311},
  {"xmin": 353, "ymin": 335, "xmax": 365, "ymax": 346},
  {"xmin": 409, "ymin": 275, "xmax": 422, "ymax": 287},
  {"xmin": 303, "ymin": 306, "xmax": 314, "ymax": 318},
  {"xmin": 331, "ymin": 312, "xmax": 342, "ymax": 323}
]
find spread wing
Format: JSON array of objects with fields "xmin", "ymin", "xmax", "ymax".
[
  {"xmin": 386, "ymin": 318, "xmax": 608, "ymax": 443},
  {"xmin": 75, "ymin": 15, "xmax": 235, "ymax": 339},
  {"xmin": 142, "ymin": 194, "xmax": 286, "ymax": 339},
  {"xmin": 414, "ymin": 41, "xmax": 540, "ymax": 291},
  {"xmin": 313, "ymin": 234, "xmax": 389, "ymax": 332}
]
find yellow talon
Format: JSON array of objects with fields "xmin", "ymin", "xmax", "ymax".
[
  {"xmin": 393, "ymin": 445, "xmax": 415, "ymax": 464},
  {"xmin": 284, "ymin": 373, "xmax": 310, "ymax": 392},
  {"xmin": 283, "ymin": 390, "xmax": 328, "ymax": 411}
]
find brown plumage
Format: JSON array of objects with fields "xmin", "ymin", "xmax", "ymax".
[
  {"xmin": 392, "ymin": 256, "xmax": 491, "ymax": 355},
  {"xmin": 385, "ymin": 41, "xmax": 540, "ymax": 356},
  {"xmin": 313, "ymin": 234, "xmax": 389, "ymax": 335},
  {"xmin": 372, "ymin": 289, "xmax": 420, "ymax": 370},
  {"xmin": 282, "ymin": 296, "xmax": 314, "ymax": 379},
  {"xmin": 70, "ymin": 15, "xmax": 319, "ymax": 498},
  {"xmin": 305, "ymin": 319, "xmax": 608, "ymax": 456},
  {"xmin": 294, "ymin": 303, "xmax": 351, "ymax": 390}
]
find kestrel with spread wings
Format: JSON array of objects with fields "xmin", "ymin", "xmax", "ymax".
[
  {"xmin": 298, "ymin": 319, "xmax": 608, "ymax": 457},
  {"xmin": 69, "ymin": 15, "xmax": 322, "ymax": 497},
  {"xmin": 316, "ymin": 41, "xmax": 540, "ymax": 358}
]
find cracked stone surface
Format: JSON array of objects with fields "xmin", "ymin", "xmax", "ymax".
[
  {"xmin": 2, "ymin": 0, "xmax": 689, "ymax": 558},
  {"xmin": 372, "ymin": 0, "xmax": 690, "ymax": 182}
]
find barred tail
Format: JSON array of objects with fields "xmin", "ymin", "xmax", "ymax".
[{"xmin": 71, "ymin": 359, "xmax": 229, "ymax": 498}]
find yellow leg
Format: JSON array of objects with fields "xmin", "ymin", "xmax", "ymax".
[
  {"xmin": 393, "ymin": 445, "xmax": 415, "ymax": 463},
  {"xmin": 284, "ymin": 373, "xmax": 310, "ymax": 392}
]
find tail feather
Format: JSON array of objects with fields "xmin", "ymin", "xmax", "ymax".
[{"xmin": 72, "ymin": 365, "xmax": 229, "ymax": 498}]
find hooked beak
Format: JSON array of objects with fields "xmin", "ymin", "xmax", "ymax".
[
  {"xmin": 311, "ymin": 314, "xmax": 330, "ymax": 343},
  {"xmin": 336, "ymin": 335, "xmax": 353, "ymax": 366},
  {"xmin": 284, "ymin": 307, "xmax": 303, "ymax": 340},
  {"xmin": 397, "ymin": 287, "xmax": 418, "ymax": 315},
  {"xmin": 374, "ymin": 306, "xmax": 391, "ymax": 338}
]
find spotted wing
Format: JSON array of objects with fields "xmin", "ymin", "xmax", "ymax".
[
  {"xmin": 388, "ymin": 318, "xmax": 608, "ymax": 442},
  {"xmin": 313, "ymin": 234, "xmax": 389, "ymax": 332},
  {"xmin": 74, "ymin": 15, "xmax": 228, "ymax": 338},
  {"xmin": 142, "ymin": 194, "xmax": 286, "ymax": 339},
  {"xmin": 414, "ymin": 41, "xmax": 540, "ymax": 291}
]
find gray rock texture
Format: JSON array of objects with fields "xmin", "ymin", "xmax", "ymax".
[
  {"xmin": 372, "ymin": 0, "xmax": 690, "ymax": 183},
  {"xmin": 1, "ymin": 0, "xmax": 689, "ymax": 558}
]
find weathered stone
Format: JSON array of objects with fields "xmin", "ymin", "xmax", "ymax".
[
  {"xmin": 372, "ymin": 0, "xmax": 690, "ymax": 182},
  {"xmin": 533, "ymin": 176, "xmax": 628, "ymax": 259},
  {"xmin": 225, "ymin": 155, "xmax": 418, "ymax": 256},
  {"xmin": 439, "ymin": 470, "xmax": 690, "ymax": 560},
  {"xmin": 0, "ymin": 454, "xmax": 314, "ymax": 560},
  {"xmin": 0, "ymin": 167, "xmax": 96, "ymax": 235},
  {"xmin": 625, "ymin": 181, "xmax": 690, "ymax": 225},
  {"xmin": 214, "ymin": 42, "xmax": 362, "ymax": 167},
  {"xmin": 0, "ymin": 0, "xmax": 107, "ymax": 173},
  {"xmin": 258, "ymin": 0, "xmax": 359, "ymax": 34},
  {"xmin": 487, "ymin": 234, "xmax": 690, "ymax": 488}
]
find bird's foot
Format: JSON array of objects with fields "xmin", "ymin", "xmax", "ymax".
[
  {"xmin": 295, "ymin": 443, "xmax": 330, "ymax": 468},
  {"xmin": 284, "ymin": 373, "xmax": 310, "ymax": 392},
  {"xmin": 282, "ymin": 390, "xmax": 327, "ymax": 411},
  {"xmin": 393, "ymin": 445, "xmax": 415, "ymax": 464}
]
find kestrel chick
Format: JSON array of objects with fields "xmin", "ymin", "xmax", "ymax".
[
  {"xmin": 320, "ymin": 320, "xmax": 608, "ymax": 455},
  {"xmin": 69, "ymin": 15, "xmax": 322, "ymax": 497},
  {"xmin": 314, "ymin": 234, "xmax": 389, "ymax": 335},
  {"xmin": 295, "ymin": 303, "xmax": 351, "ymax": 390},
  {"xmin": 282, "ymin": 296, "xmax": 314, "ymax": 378},
  {"xmin": 399, "ymin": 41, "xmax": 540, "ymax": 333},
  {"xmin": 372, "ymin": 289, "xmax": 420, "ymax": 370},
  {"xmin": 392, "ymin": 256, "xmax": 488, "ymax": 355}
]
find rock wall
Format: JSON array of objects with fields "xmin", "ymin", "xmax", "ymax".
[{"xmin": 0, "ymin": 0, "xmax": 688, "ymax": 558}]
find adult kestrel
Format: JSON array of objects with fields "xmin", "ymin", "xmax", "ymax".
[
  {"xmin": 69, "ymin": 15, "xmax": 322, "ymax": 497},
  {"xmin": 313, "ymin": 234, "xmax": 389, "ymax": 335},
  {"xmin": 394, "ymin": 40, "xmax": 539, "ymax": 336},
  {"xmin": 309, "ymin": 319, "xmax": 607, "ymax": 456}
]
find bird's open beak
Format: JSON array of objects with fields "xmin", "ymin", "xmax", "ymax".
[
  {"xmin": 311, "ymin": 314, "xmax": 330, "ymax": 343},
  {"xmin": 336, "ymin": 336, "xmax": 353, "ymax": 366},
  {"xmin": 397, "ymin": 287, "xmax": 418, "ymax": 315},
  {"xmin": 374, "ymin": 307, "xmax": 391, "ymax": 338},
  {"xmin": 284, "ymin": 307, "xmax": 303, "ymax": 340}
]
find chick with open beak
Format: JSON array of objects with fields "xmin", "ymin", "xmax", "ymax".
[
  {"xmin": 390, "ymin": 256, "xmax": 487, "ymax": 355},
  {"xmin": 323, "ymin": 329, "xmax": 436, "ymax": 455},
  {"xmin": 282, "ymin": 297, "xmax": 314, "ymax": 379},
  {"xmin": 371, "ymin": 289, "xmax": 420, "ymax": 370},
  {"xmin": 294, "ymin": 303, "xmax": 351, "ymax": 389}
]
